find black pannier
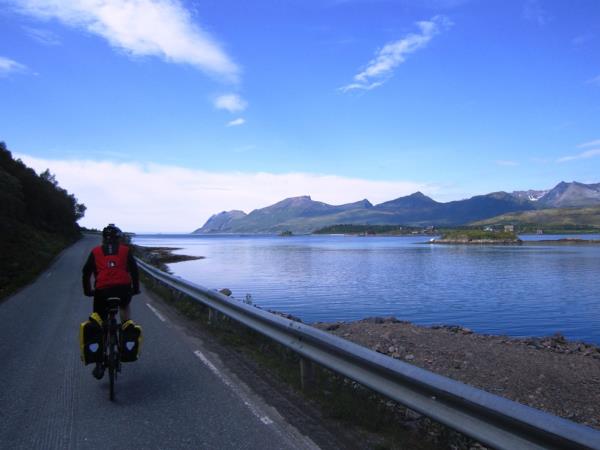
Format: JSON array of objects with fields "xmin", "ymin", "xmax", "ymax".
[
  {"xmin": 120, "ymin": 320, "xmax": 143, "ymax": 362},
  {"xmin": 79, "ymin": 313, "xmax": 103, "ymax": 365}
]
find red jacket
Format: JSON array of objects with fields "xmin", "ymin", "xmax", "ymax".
[{"xmin": 91, "ymin": 244, "xmax": 132, "ymax": 289}]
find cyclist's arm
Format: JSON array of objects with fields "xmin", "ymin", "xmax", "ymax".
[
  {"xmin": 82, "ymin": 252, "xmax": 96, "ymax": 297},
  {"xmin": 127, "ymin": 251, "xmax": 140, "ymax": 295}
]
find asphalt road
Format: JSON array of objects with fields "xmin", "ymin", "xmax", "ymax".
[{"xmin": 0, "ymin": 235, "xmax": 319, "ymax": 449}]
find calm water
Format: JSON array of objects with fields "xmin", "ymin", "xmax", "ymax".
[{"xmin": 133, "ymin": 234, "xmax": 600, "ymax": 344}]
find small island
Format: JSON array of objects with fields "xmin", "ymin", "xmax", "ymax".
[
  {"xmin": 431, "ymin": 230, "xmax": 522, "ymax": 245},
  {"xmin": 132, "ymin": 245, "xmax": 204, "ymax": 272},
  {"xmin": 278, "ymin": 230, "xmax": 293, "ymax": 236}
]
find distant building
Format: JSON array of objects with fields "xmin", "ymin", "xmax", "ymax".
[
  {"xmin": 483, "ymin": 226, "xmax": 494, "ymax": 232},
  {"xmin": 504, "ymin": 224, "xmax": 514, "ymax": 232},
  {"xmin": 537, "ymin": 229, "xmax": 544, "ymax": 235}
]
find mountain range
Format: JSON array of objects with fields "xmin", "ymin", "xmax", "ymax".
[{"xmin": 194, "ymin": 181, "xmax": 600, "ymax": 234}]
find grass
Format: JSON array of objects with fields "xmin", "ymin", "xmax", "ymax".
[
  {"xmin": 139, "ymin": 268, "xmax": 475, "ymax": 449},
  {"xmin": 0, "ymin": 221, "xmax": 79, "ymax": 300},
  {"xmin": 441, "ymin": 229, "xmax": 518, "ymax": 241}
]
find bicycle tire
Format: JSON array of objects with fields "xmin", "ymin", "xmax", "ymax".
[
  {"xmin": 108, "ymin": 321, "xmax": 116, "ymax": 401},
  {"xmin": 109, "ymin": 362, "xmax": 115, "ymax": 401}
]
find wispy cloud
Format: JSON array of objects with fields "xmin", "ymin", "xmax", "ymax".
[
  {"xmin": 214, "ymin": 94, "xmax": 247, "ymax": 113},
  {"xmin": 226, "ymin": 118, "xmax": 245, "ymax": 127},
  {"xmin": 22, "ymin": 26, "xmax": 61, "ymax": 45},
  {"xmin": 523, "ymin": 0, "xmax": 551, "ymax": 25},
  {"xmin": 587, "ymin": 75, "xmax": 600, "ymax": 86},
  {"xmin": 0, "ymin": 56, "xmax": 28, "ymax": 76},
  {"xmin": 16, "ymin": 154, "xmax": 434, "ymax": 232},
  {"xmin": 578, "ymin": 139, "xmax": 600, "ymax": 148},
  {"xmin": 494, "ymin": 160, "xmax": 519, "ymax": 167},
  {"xmin": 340, "ymin": 15, "xmax": 452, "ymax": 92},
  {"xmin": 572, "ymin": 33, "xmax": 593, "ymax": 46},
  {"xmin": 557, "ymin": 149, "xmax": 600, "ymax": 163},
  {"xmin": 12, "ymin": 0, "xmax": 239, "ymax": 81}
]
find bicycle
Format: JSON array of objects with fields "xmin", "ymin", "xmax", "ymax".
[{"xmin": 103, "ymin": 297, "xmax": 122, "ymax": 401}]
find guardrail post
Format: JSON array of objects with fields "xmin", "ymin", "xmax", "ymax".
[
  {"xmin": 208, "ymin": 307, "xmax": 218, "ymax": 325},
  {"xmin": 300, "ymin": 357, "xmax": 315, "ymax": 391}
]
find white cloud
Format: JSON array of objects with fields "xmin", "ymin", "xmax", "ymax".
[
  {"xmin": 557, "ymin": 149, "xmax": 600, "ymax": 163},
  {"xmin": 214, "ymin": 94, "xmax": 247, "ymax": 112},
  {"xmin": 578, "ymin": 139, "xmax": 600, "ymax": 148},
  {"xmin": 226, "ymin": 117, "xmax": 245, "ymax": 127},
  {"xmin": 0, "ymin": 56, "xmax": 28, "ymax": 75},
  {"xmin": 15, "ymin": 154, "xmax": 435, "ymax": 233},
  {"xmin": 494, "ymin": 160, "xmax": 519, "ymax": 167},
  {"xmin": 340, "ymin": 15, "xmax": 452, "ymax": 92},
  {"xmin": 22, "ymin": 26, "xmax": 61, "ymax": 45},
  {"xmin": 13, "ymin": 0, "xmax": 239, "ymax": 81}
]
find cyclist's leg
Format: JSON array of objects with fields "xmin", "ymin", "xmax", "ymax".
[
  {"xmin": 120, "ymin": 303, "xmax": 131, "ymax": 322},
  {"xmin": 93, "ymin": 291, "xmax": 109, "ymax": 322},
  {"xmin": 91, "ymin": 290, "xmax": 108, "ymax": 379},
  {"xmin": 118, "ymin": 290, "xmax": 132, "ymax": 323}
]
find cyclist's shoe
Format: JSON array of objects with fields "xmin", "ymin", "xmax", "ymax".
[{"xmin": 92, "ymin": 362, "xmax": 105, "ymax": 380}]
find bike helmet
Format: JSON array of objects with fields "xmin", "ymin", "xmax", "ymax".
[{"xmin": 102, "ymin": 223, "xmax": 122, "ymax": 241}]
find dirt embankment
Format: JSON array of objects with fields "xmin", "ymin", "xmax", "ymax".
[{"xmin": 314, "ymin": 318, "xmax": 600, "ymax": 430}]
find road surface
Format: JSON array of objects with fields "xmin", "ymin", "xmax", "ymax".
[{"xmin": 0, "ymin": 235, "xmax": 319, "ymax": 449}]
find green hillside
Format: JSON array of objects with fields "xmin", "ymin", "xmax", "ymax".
[
  {"xmin": 471, "ymin": 206, "xmax": 600, "ymax": 232},
  {"xmin": 0, "ymin": 142, "xmax": 86, "ymax": 299}
]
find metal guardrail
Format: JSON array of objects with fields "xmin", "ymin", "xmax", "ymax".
[{"xmin": 136, "ymin": 258, "xmax": 600, "ymax": 450}]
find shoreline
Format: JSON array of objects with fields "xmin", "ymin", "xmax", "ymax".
[
  {"xmin": 524, "ymin": 238, "xmax": 600, "ymax": 245},
  {"xmin": 313, "ymin": 317, "xmax": 600, "ymax": 430}
]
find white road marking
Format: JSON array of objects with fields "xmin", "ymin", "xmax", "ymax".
[
  {"xmin": 146, "ymin": 303, "xmax": 166, "ymax": 322},
  {"xmin": 193, "ymin": 349, "xmax": 273, "ymax": 426}
]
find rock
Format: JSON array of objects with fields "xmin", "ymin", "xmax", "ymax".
[
  {"xmin": 218, "ymin": 288, "xmax": 232, "ymax": 296},
  {"xmin": 363, "ymin": 316, "xmax": 400, "ymax": 324},
  {"xmin": 404, "ymin": 409, "xmax": 422, "ymax": 420}
]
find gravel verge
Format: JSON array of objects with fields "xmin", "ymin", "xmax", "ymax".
[{"xmin": 314, "ymin": 317, "xmax": 600, "ymax": 430}]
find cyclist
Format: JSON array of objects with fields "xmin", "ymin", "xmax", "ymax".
[{"xmin": 82, "ymin": 223, "xmax": 140, "ymax": 379}]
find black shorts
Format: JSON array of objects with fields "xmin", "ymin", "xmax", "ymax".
[{"xmin": 93, "ymin": 286, "xmax": 132, "ymax": 321}]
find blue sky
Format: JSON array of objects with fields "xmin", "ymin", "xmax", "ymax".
[{"xmin": 1, "ymin": 0, "xmax": 599, "ymax": 231}]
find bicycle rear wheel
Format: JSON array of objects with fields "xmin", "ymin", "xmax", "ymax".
[
  {"xmin": 108, "ymin": 350, "xmax": 115, "ymax": 401},
  {"xmin": 108, "ymin": 323, "xmax": 117, "ymax": 401}
]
